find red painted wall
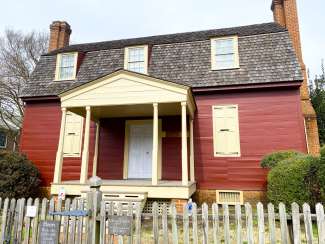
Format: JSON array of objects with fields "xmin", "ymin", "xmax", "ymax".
[
  {"xmin": 193, "ymin": 87, "xmax": 307, "ymax": 191},
  {"xmin": 20, "ymin": 86, "xmax": 307, "ymax": 191},
  {"xmin": 20, "ymin": 100, "xmax": 95, "ymax": 186},
  {"xmin": 97, "ymin": 118, "xmax": 125, "ymax": 180}
]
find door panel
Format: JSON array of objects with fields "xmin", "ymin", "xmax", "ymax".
[{"xmin": 128, "ymin": 122, "xmax": 153, "ymax": 179}]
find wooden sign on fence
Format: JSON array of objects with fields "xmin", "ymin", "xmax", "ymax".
[
  {"xmin": 107, "ymin": 215, "xmax": 133, "ymax": 236},
  {"xmin": 38, "ymin": 220, "xmax": 60, "ymax": 244}
]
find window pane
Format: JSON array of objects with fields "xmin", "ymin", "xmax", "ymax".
[
  {"xmin": 215, "ymin": 54, "xmax": 235, "ymax": 69},
  {"xmin": 215, "ymin": 39, "xmax": 234, "ymax": 55},
  {"xmin": 128, "ymin": 47, "xmax": 145, "ymax": 62},
  {"xmin": 60, "ymin": 54, "xmax": 75, "ymax": 68},
  {"xmin": 0, "ymin": 132, "xmax": 6, "ymax": 148},
  {"xmin": 128, "ymin": 62, "xmax": 145, "ymax": 73},
  {"xmin": 59, "ymin": 67, "xmax": 74, "ymax": 80},
  {"xmin": 58, "ymin": 53, "xmax": 76, "ymax": 80}
]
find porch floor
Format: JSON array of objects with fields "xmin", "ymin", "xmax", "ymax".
[{"xmin": 51, "ymin": 180, "xmax": 196, "ymax": 199}]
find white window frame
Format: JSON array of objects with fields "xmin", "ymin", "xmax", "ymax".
[
  {"xmin": 211, "ymin": 36, "xmax": 239, "ymax": 70},
  {"xmin": 212, "ymin": 104, "xmax": 241, "ymax": 157},
  {"xmin": 63, "ymin": 112, "xmax": 84, "ymax": 158},
  {"xmin": 0, "ymin": 131, "xmax": 7, "ymax": 149},
  {"xmin": 55, "ymin": 52, "xmax": 78, "ymax": 81},
  {"xmin": 124, "ymin": 45, "xmax": 148, "ymax": 74}
]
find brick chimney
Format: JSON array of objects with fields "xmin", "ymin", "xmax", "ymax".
[
  {"xmin": 48, "ymin": 21, "xmax": 72, "ymax": 52},
  {"xmin": 271, "ymin": 0, "xmax": 320, "ymax": 154}
]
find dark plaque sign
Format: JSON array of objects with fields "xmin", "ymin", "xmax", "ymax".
[
  {"xmin": 107, "ymin": 215, "xmax": 133, "ymax": 236},
  {"xmin": 38, "ymin": 220, "xmax": 60, "ymax": 244}
]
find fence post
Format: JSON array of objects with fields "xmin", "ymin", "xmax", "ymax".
[{"xmin": 87, "ymin": 176, "xmax": 103, "ymax": 244}]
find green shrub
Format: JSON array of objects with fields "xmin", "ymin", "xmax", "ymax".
[
  {"xmin": 320, "ymin": 145, "xmax": 325, "ymax": 158},
  {"xmin": 261, "ymin": 150, "xmax": 303, "ymax": 169},
  {"xmin": 267, "ymin": 155, "xmax": 316, "ymax": 206},
  {"xmin": 0, "ymin": 152, "xmax": 41, "ymax": 199}
]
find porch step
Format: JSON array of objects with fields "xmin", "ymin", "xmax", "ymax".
[{"xmin": 101, "ymin": 191, "xmax": 148, "ymax": 214}]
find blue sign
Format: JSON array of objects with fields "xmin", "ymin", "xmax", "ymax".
[{"xmin": 49, "ymin": 210, "xmax": 89, "ymax": 217}]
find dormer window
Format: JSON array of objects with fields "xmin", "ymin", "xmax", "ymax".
[
  {"xmin": 211, "ymin": 36, "xmax": 239, "ymax": 70},
  {"xmin": 124, "ymin": 45, "xmax": 148, "ymax": 74},
  {"xmin": 55, "ymin": 52, "xmax": 78, "ymax": 80}
]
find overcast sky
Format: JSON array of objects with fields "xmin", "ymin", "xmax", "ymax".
[{"xmin": 0, "ymin": 0, "xmax": 324, "ymax": 78}]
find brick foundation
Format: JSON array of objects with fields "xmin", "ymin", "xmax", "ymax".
[{"xmin": 171, "ymin": 199, "xmax": 188, "ymax": 213}]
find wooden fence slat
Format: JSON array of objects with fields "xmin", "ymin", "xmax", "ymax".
[
  {"xmin": 291, "ymin": 202, "xmax": 301, "ymax": 244},
  {"xmin": 235, "ymin": 204, "xmax": 242, "ymax": 244},
  {"xmin": 62, "ymin": 198, "xmax": 71, "ymax": 244},
  {"xmin": 192, "ymin": 202, "xmax": 198, "ymax": 244},
  {"xmin": 303, "ymin": 203, "xmax": 313, "ymax": 244},
  {"xmin": 127, "ymin": 202, "xmax": 133, "ymax": 244},
  {"xmin": 68, "ymin": 198, "xmax": 77, "ymax": 244},
  {"xmin": 12, "ymin": 198, "xmax": 20, "ymax": 243},
  {"xmin": 23, "ymin": 198, "xmax": 33, "ymax": 244},
  {"xmin": 40, "ymin": 198, "xmax": 47, "ymax": 221},
  {"xmin": 316, "ymin": 203, "xmax": 325, "ymax": 244},
  {"xmin": 183, "ymin": 203, "xmax": 189, "ymax": 244},
  {"xmin": 170, "ymin": 203, "xmax": 178, "ymax": 244},
  {"xmin": 245, "ymin": 203, "xmax": 254, "ymax": 244},
  {"xmin": 107, "ymin": 202, "xmax": 114, "ymax": 244},
  {"xmin": 31, "ymin": 198, "xmax": 39, "ymax": 244},
  {"xmin": 48, "ymin": 197, "xmax": 55, "ymax": 220},
  {"xmin": 152, "ymin": 202, "xmax": 159, "ymax": 244},
  {"xmin": 212, "ymin": 203, "xmax": 219, "ymax": 244},
  {"xmin": 279, "ymin": 203, "xmax": 289, "ymax": 244},
  {"xmin": 162, "ymin": 203, "xmax": 168, "ymax": 244},
  {"xmin": 117, "ymin": 202, "xmax": 123, "ymax": 244},
  {"xmin": 135, "ymin": 203, "xmax": 141, "ymax": 244},
  {"xmin": 202, "ymin": 203, "xmax": 209, "ymax": 244},
  {"xmin": 99, "ymin": 200, "xmax": 106, "ymax": 244},
  {"xmin": 257, "ymin": 202, "xmax": 265, "ymax": 244},
  {"xmin": 267, "ymin": 203, "xmax": 276, "ymax": 244},
  {"xmin": 223, "ymin": 204, "xmax": 230, "ymax": 244},
  {"xmin": 0, "ymin": 198, "xmax": 9, "ymax": 244},
  {"xmin": 76, "ymin": 199, "xmax": 84, "ymax": 244},
  {"xmin": 16, "ymin": 198, "xmax": 26, "ymax": 243}
]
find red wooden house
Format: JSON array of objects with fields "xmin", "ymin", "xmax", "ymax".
[{"xmin": 19, "ymin": 0, "xmax": 319, "ymax": 205}]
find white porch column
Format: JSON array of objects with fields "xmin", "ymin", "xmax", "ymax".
[
  {"xmin": 80, "ymin": 106, "xmax": 91, "ymax": 183},
  {"xmin": 152, "ymin": 103, "xmax": 159, "ymax": 185},
  {"xmin": 92, "ymin": 121, "xmax": 100, "ymax": 177},
  {"xmin": 181, "ymin": 102, "xmax": 188, "ymax": 186},
  {"xmin": 190, "ymin": 118, "xmax": 195, "ymax": 182},
  {"xmin": 53, "ymin": 107, "xmax": 67, "ymax": 183}
]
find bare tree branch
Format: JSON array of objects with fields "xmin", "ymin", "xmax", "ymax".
[{"xmin": 0, "ymin": 28, "xmax": 49, "ymax": 149}]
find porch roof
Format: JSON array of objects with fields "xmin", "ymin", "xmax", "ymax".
[{"xmin": 59, "ymin": 69, "xmax": 196, "ymax": 117}]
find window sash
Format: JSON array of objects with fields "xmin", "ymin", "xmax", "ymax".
[
  {"xmin": 56, "ymin": 53, "xmax": 77, "ymax": 80},
  {"xmin": 125, "ymin": 46, "xmax": 148, "ymax": 74},
  {"xmin": 211, "ymin": 37, "xmax": 239, "ymax": 70},
  {"xmin": 0, "ymin": 132, "xmax": 7, "ymax": 148}
]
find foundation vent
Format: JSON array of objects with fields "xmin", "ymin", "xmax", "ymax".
[
  {"xmin": 142, "ymin": 199, "xmax": 171, "ymax": 214},
  {"xmin": 216, "ymin": 190, "xmax": 243, "ymax": 205}
]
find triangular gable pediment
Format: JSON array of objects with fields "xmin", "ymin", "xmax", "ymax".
[{"xmin": 60, "ymin": 70, "xmax": 193, "ymax": 108}]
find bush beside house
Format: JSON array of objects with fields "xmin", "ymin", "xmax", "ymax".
[
  {"xmin": 0, "ymin": 152, "xmax": 41, "ymax": 199},
  {"xmin": 263, "ymin": 149, "xmax": 325, "ymax": 206}
]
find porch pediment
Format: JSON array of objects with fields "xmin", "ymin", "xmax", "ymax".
[{"xmin": 60, "ymin": 70, "xmax": 195, "ymax": 114}]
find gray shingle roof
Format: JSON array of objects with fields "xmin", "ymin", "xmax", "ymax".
[{"xmin": 20, "ymin": 22, "xmax": 303, "ymax": 98}]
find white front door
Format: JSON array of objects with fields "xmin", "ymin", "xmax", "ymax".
[{"xmin": 128, "ymin": 122, "xmax": 153, "ymax": 179}]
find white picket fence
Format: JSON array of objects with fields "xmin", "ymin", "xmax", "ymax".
[{"xmin": 0, "ymin": 197, "xmax": 324, "ymax": 243}]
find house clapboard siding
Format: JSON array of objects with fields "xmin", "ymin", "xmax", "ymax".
[
  {"xmin": 20, "ymin": 100, "xmax": 96, "ymax": 185},
  {"xmin": 20, "ymin": 86, "xmax": 307, "ymax": 190},
  {"xmin": 194, "ymin": 87, "xmax": 307, "ymax": 191}
]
